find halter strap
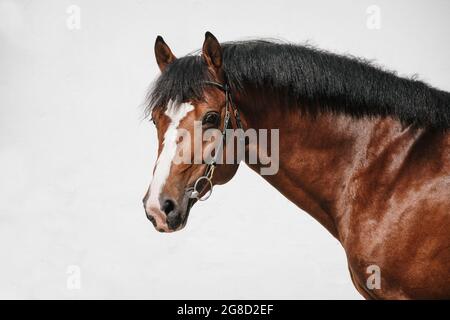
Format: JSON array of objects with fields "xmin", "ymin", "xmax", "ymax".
[
  {"xmin": 202, "ymin": 80, "xmax": 227, "ymax": 91},
  {"xmin": 189, "ymin": 80, "xmax": 244, "ymax": 201},
  {"xmin": 202, "ymin": 81, "xmax": 244, "ymax": 130}
]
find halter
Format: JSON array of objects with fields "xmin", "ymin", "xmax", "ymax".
[{"xmin": 189, "ymin": 80, "xmax": 244, "ymax": 201}]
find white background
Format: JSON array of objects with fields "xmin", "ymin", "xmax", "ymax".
[{"xmin": 0, "ymin": 0, "xmax": 449, "ymax": 299}]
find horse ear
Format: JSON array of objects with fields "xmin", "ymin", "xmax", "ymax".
[
  {"xmin": 202, "ymin": 32, "xmax": 223, "ymax": 76},
  {"xmin": 154, "ymin": 36, "xmax": 176, "ymax": 72}
]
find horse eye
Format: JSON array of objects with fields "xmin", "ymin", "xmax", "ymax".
[
  {"xmin": 202, "ymin": 112, "xmax": 220, "ymax": 127},
  {"xmin": 150, "ymin": 118, "xmax": 156, "ymax": 126}
]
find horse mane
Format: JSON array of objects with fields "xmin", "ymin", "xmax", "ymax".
[{"xmin": 146, "ymin": 40, "xmax": 450, "ymax": 129}]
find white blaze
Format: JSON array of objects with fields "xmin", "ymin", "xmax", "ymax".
[{"xmin": 146, "ymin": 101, "xmax": 194, "ymax": 211}]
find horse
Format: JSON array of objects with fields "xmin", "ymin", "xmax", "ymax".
[{"xmin": 142, "ymin": 32, "xmax": 450, "ymax": 299}]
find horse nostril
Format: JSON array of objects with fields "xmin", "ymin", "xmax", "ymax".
[{"xmin": 161, "ymin": 199, "xmax": 175, "ymax": 216}]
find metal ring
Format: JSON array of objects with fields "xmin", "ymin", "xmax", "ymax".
[{"xmin": 190, "ymin": 176, "xmax": 213, "ymax": 201}]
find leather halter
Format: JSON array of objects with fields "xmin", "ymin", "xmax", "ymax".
[{"xmin": 189, "ymin": 80, "xmax": 244, "ymax": 201}]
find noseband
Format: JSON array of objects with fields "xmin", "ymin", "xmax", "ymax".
[{"xmin": 189, "ymin": 81, "xmax": 244, "ymax": 201}]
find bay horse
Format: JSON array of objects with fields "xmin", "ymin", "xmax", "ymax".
[{"xmin": 142, "ymin": 32, "xmax": 450, "ymax": 299}]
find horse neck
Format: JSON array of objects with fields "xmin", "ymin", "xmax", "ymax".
[{"xmin": 236, "ymin": 92, "xmax": 424, "ymax": 240}]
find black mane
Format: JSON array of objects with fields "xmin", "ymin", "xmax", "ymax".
[{"xmin": 147, "ymin": 40, "xmax": 450, "ymax": 129}]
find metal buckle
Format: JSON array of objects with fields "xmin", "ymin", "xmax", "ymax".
[
  {"xmin": 190, "ymin": 176, "xmax": 213, "ymax": 201},
  {"xmin": 189, "ymin": 163, "xmax": 216, "ymax": 201}
]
